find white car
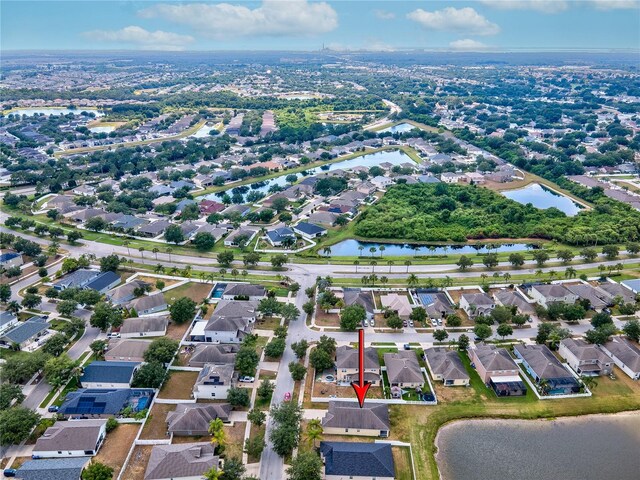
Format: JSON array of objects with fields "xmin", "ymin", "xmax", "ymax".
[
  {"xmin": 369, "ymin": 318, "xmax": 375, "ymax": 327},
  {"xmin": 431, "ymin": 319, "xmax": 438, "ymax": 327},
  {"xmin": 408, "ymin": 320, "xmax": 414, "ymax": 327},
  {"xmin": 239, "ymin": 376, "xmax": 255, "ymax": 383},
  {"xmin": 363, "ymin": 319, "xmax": 369, "ymax": 327}
]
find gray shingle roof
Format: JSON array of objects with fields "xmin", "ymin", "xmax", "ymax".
[
  {"xmin": 425, "ymin": 348, "xmax": 470, "ymax": 380},
  {"xmin": 473, "ymin": 344, "xmax": 518, "ymax": 372},
  {"xmin": 189, "ymin": 344, "xmax": 238, "ymax": 367},
  {"xmin": 335, "ymin": 345, "xmax": 380, "ymax": 370},
  {"xmin": 83, "ymin": 271, "xmax": 120, "ymax": 292},
  {"xmin": 33, "ymin": 419, "xmax": 106, "ymax": 453},
  {"xmin": 126, "ymin": 293, "xmax": 167, "ymax": 313},
  {"xmin": 223, "ymin": 283, "xmax": 266, "ymax": 298},
  {"xmin": 343, "ymin": 289, "xmax": 374, "ymax": 313},
  {"xmin": 514, "ymin": 344, "xmax": 573, "ymax": 380},
  {"xmin": 322, "ymin": 401, "xmax": 390, "ymax": 431},
  {"xmin": 145, "ymin": 443, "xmax": 219, "ymax": 480},
  {"xmin": 105, "ymin": 340, "xmax": 151, "ymax": 361},
  {"xmin": 195, "ymin": 363, "xmax": 234, "ymax": 387},
  {"xmin": 384, "ymin": 350, "xmax": 424, "ymax": 385},
  {"xmin": 320, "ymin": 441, "xmax": 394, "ymax": 478},
  {"xmin": 119, "ymin": 316, "xmax": 168, "ymax": 335},
  {"xmin": 16, "ymin": 458, "xmax": 89, "ymax": 480},
  {"xmin": 602, "ymin": 337, "xmax": 640, "ymax": 372},
  {"xmin": 204, "ymin": 300, "xmax": 257, "ymax": 332},
  {"xmin": 166, "ymin": 403, "xmax": 232, "ymax": 434}
]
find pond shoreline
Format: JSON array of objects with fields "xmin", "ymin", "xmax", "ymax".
[{"xmin": 434, "ymin": 411, "xmax": 640, "ymax": 480}]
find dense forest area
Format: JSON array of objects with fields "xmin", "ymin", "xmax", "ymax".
[{"xmin": 354, "ymin": 183, "xmax": 640, "ymax": 245}]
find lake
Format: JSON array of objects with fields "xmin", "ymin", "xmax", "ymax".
[
  {"xmin": 202, "ymin": 149, "xmax": 414, "ymax": 203},
  {"xmin": 502, "ymin": 183, "xmax": 582, "ymax": 216},
  {"xmin": 379, "ymin": 122, "xmax": 417, "ymax": 133},
  {"xmin": 6, "ymin": 107, "xmax": 104, "ymax": 117},
  {"xmin": 436, "ymin": 415, "xmax": 640, "ymax": 480},
  {"xmin": 325, "ymin": 240, "xmax": 533, "ymax": 257},
  {"xmin": 89, "ymin": 126, "xmax": 115, "ymax": 133},
  {"xmin": 191, "ymin": 123, "xmax": 217, "ymax": 138}
]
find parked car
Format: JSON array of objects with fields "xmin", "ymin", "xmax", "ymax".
[
  {"xmin": 363, "ymin": 319, "xmax": 369, "ymax": 327},
  {"xmin": 284, "ymin": 392, "xmax": 292, "ymax": 401},
  {"xmin": 239, "ymin": 376, "xmax": 255, "ymax": 383},
  {"xmin": 402, "ymin": 320, "xmax": 408, "ymax": 327},
  {"xmin": 47, "ymin": 405, "xmax": 59, "ymax": 413},
  {"xmin": 369, "ymin": 318, "xmax": 375, "ymax": 327},
  {"xmin": 403, "ymin": 344, "xmax": 411, "ymax": 350},
  {"xmin": 436, "ymin": 319, "xmax": 443, "ymax": 326},
  {"xmin": 408, "ymin": 320, "xmax": 414, "ymax": 327},
  {"xmin": 431, "ymin": 319, "xmax": 437, "ymax": 326},
  {"xmin": 107, "ymin": 332, "xmax": 120, "ymax": 339},
  {"xmin": 3, "ymin": 469, "xmax": 17, "ymax": 477}
]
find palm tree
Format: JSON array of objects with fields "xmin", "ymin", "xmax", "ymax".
[
  {"xmin": 370, "ymin": 260, "xmax": 377, "ymax": 273},
  {"xmin": 182, "ymin": 266, "xmax": 192, "ymax": 278},
  {"xmin": 548, "ymin": 270, "xmax": 557, "ymax": 280},
  {"xmin": 387, "ymin": 260, "xmax": 394, "ymax": 273},
  {"xmin": 404, "ymin": 260, "xmax": 411, "ymax": 273},
  {"xmin": 306, "ymin": 419, "xmax": 323, "ymax": 448},
  {"xmin": 443, "ymin": 276, "xmax": 453, "ymax": 288},
  {"xmin": 231, "ymin": 268, "xmax": 239, "ymax": 279},
  {"xmin": 369, "ymin": 274, "xmax": 378, "ymax": 286},
  {"xmin": 538, "ymin": 379, "xmax": 551, "ymax": 396},
  {"xmin": 353, "ymin": 260, "xmax": 359, "ymax": 273},
  {"xmin": 358, "ymin": 245, "xmax": 365, "ymax": 258},
  {"xmin": 152, "ymin": 247, "xmax": 160, "ymax": 260},
  {"xmin": 208, "ymin": 418, "xmax": 226, "ymax": 450},
  {"xmin": 219, "ymin": 268, "xmax": 227, "ymax": 278},
  {"xmin": 322, "ymin": 246, "xmax": 331, "ymax": 257},
  {"xmin": 123, "ymin": 240, "xmax": 131, "ymax": 256},
  {"xmin": 203, "ymin": 467, "xmax": 224, "ymax": 480},
  {"xmin": 535, "ymin": 269, "xmax": 543, "ymax": 279},
  {"xmin": 166, "ymin": 247, "xmax": 173, "ymax": 262},
  {"xmin": 138, "ymin": 247, "xmax": 145, "ymax": 259},
  {"xmin": 369, "ymin": 246, "xmax": 377, "ymax": 257},
  {"xmin": 480, "ymin": 273, "xmax": 488, "ymax": 286},
  {"xmin": 242, "ymin": 270, "xmax": 248, "ymax": 279},
  {"xmin": 379, "ymin": 245, "xmax": 386, "ymax": 257},
  {"xmin": 565, "ymin": 267, "xmax": 577, "ymax": 279},
  {"xmin": 503, "ymin": 272, "xmax": 511, "ymax": 283},
  {"xmin": 380, "ymin": 276, "xmax": 388, "ymax": 286},
  {"xmin": 581, "ymin": 375, "xmax": 598, "ymax": 391},
  {"xmin": 154, "ymin": 264, "xmax": 164, "ymax": 274},
  {"xmin": 407, "ymin": 274, "xmax": 419, "ymax": 288},
  {"xmin": 200, "ymin": 272, "xmax": 206, "ymax": 282},
  {"xmin": 361, "ymin": 275, "xmax": 369, "ymax": 286},
  {"xmin": 170, "ymin": 266, "xmax": 179, "ymax": 275}
]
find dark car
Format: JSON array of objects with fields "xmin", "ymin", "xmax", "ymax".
[
  {"xmin": 3, "ymin": 469, "xmax": 17, "ymax": 477},
  {"xmin": 48, "ymin": 405, "xmax": 59, "ymax": 413},
  {"xmin": 403, "ymin": 344, "xmax": 411, "ymax": 350}
]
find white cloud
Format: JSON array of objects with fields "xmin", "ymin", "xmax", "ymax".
[
  {"xmin": 588, "ymin": 0, "xmax": 640, "ymax": 10},
  {"xmin": 407, "ymin": 7, "xmax": 500, "ymax": 36},
  {"xmin": 84, "ymin": 26, "xmax": 194, "ymax": 51},
  {"xmin": 373, "ymin": 9, "xmax": 395, "ymax": 20},
  {"xmin": 479, "ymin": 1, "xmax": 569, "ymax": 13},
  {"xmin": 139, "ymin": 1, "xmax": 338, "ymax": 38},
  {"xmin": 449, "ymin": 39, "xmax": 490, "ymax": 51}
]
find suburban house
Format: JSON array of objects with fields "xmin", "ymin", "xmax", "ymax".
[
  {"xmin": 16, "ymin": 458, "xmax": 90, "ymax": 480},
  {"xmin": 470, "ymin": 343, "xmax": 526, "ymax": 396},
  {"xmin": 320, "ymin": 441, "xmax": 395, "ymax": 480},
  {"xmin": 460, "ymin": 292, "xmax": 495, "ymax": 319},
  {"xmin": 222, "ymin": 283, "xmax": 266, "ymax": 301},
  {"xmin": 79, "ymin": 361, "xmax": 140, "ymax": 389},
  {"xmin": 335, "ymin": 345, "xmax": 381, "ymax": 386},
  {"xmin": 188, "ymin": 344, "xmax": 238, "ymax": 368},
  {"xmin": 597, "ymin": 282, "xmax": 636, "ymax": 304},
  {"xmin": 58, "ymin": 389, "xmax": 154, "ymax": 418},
  {"xmin": 513, "ymin": 344, "xmax": 580, "ymax": 395},
  {"xmin": 380, "ymin": 293, "xmax": 413, "ymax": 319},
  {"xmin": 418, "ymin": 291, "xmax": 454, "ymax": 321},
  {"xmin": 266, "ymin": 227, "xmax": 296, "ymax": 247},
  {"xmin": 0, "ymin": 316, "xmax": 49, "ymax": 349},
  {"xmin": 341, "ymin": 288, "xmax": 375, "ymax": 319},
  {"xmin": 293, "ymin": 222, "xmax": 327, "ymax": 239},
  {"xmin": 119, "ymin": 316, "xmax": 169, "ymax": 338},
  {"xmin": 200, "ymin": 300, "xmax": 258, "ymax": 343},
  {"xmin": 126, "ymin": 293, "xmax": 168, "ymax": 316},
  {"xmin": 192, "ymin": 363, "xmax": 235, "ymax": 399},
  {"xmin": 32, "ymin": 419, "xmax": 107, "ymax": 458},
  {"xmin": 308, "ymin": 211, "xmax": 339, "ymax": 227},
  {"xmin": 166, "ymin": 403, "xmax": 232, "ymax": 436},
  {"xmin": 321, "ymin": 401, "xmax": 390, "ymax": 437},
  {"xmin": 144, "ymin": 443, "xmax": 220, "ymax": 480},
  {"xmin": 565, "ymin": 284, "xmax": 611, "ymax": 311},
  {"xmin": 0, "ymin": 251, "xmax": 23, "ymax": 268},
  {"xmin": 599, "ymin": 337, "xmax": 640, "ymax": 380},
  {"xmin": 52, "ymin": 269, "xmax": 101, "ymax": 291},
  {"xmin": 559, "ymin": 338, "xmax": 613, "ymax": 376},
  {"xmin": 384, "ymin": 350, "xmax": 424, "ymax": 390},
  {"xmin": 370, "ymin": 175, "xmax": 394, "ymax": 190},
  {"xmin": 493, "ymin": 289, "xmax": 535, "ymax": 315},
  {"xmin": 0, "ymin": 311, "xmax": 19, "ymax": 335},
  {"xmin": 529, "ymin": 284, "xmax": 578, "ymax": 309},
  {"xmin": 106, "ymin": 280, "xmax": 150, "ymax": 305},
  {"xmin": 104, "ymin": 340, "xmax": 151, "ymax": 363},
  {"xmin": 83, "ymin": 271, "xmax": 121, "ymax": 294},
  {"xmin": 424, "ymin": 347, "xmax": 470, "ymax": 386},
  {"xmin": 223, "ymin": 227, "xmax": 258, "ymax": 247}
]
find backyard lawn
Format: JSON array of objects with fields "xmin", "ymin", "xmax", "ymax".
[
  {"xmin": 393, "ymin": 446, "xmax": 415, "ymax": 480},
  {"xmin": 158, "ymin": 371, "xmax": 199, "ymax": 400},
  {"xmin": 119, "ymin": 445, "xmax": 153, "ymax": 480},
  {"xmin": 163, "ymin": 282, "xmax": 213, "ymax": 304},
  {"xmin": 94, "ymin": 423, "xmax": 140, "ymax": 479},
  {"xmin": 140, "ymin": 403, "xmax": 174, "ymax": 439}
]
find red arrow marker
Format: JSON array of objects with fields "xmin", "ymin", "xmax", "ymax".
[{"xmin": 351, "ymin": 328, "xmax": 371, "ymax": 408}]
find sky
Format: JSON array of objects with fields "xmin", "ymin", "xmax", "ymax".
[{"xmin": 2, "ymin": 1, "xmax": 639, "ymax": 52}]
